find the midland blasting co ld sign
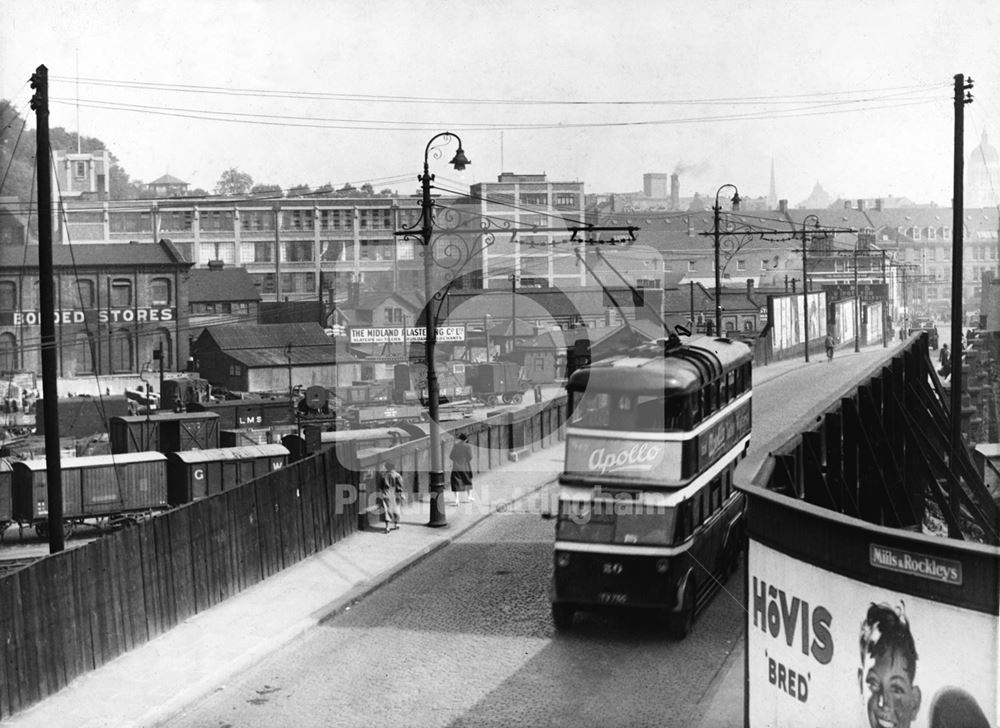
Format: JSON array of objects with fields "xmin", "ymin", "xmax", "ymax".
[{"xmin": 348, "ymin": 325, "xmax": 466, "ymax": 344}]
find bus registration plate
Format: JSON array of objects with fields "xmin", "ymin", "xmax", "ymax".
[{"xmin": 599, "ymin": 592, "xmax": 628, "ymax": 604}]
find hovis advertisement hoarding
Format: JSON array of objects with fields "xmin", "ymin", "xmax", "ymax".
[{"xmin": 748, "ymin": 541, "xmax": 996, "ymax": 728}]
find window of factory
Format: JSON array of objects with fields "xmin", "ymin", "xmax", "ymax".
[
  {"xmin": 320, "ymin": 209, "xmax": 351, "ymax": 231},
  {"xmin": 321, "ymin": 240, "xmax": 344, "ymax": 262},
  {"xmin": 249, "ymin": 242, "xmax": 273, "ymax": 263},
  {"xmin": 396, "ymin": 239, "xmax": 414, "ymax": 260},
  {"xmin": 150, "ymin": 278, "xmax": 171, "ymax": 306},
  {"xmin": 110, "ymin": 329, "xmax": 133, "ymax": 372},
  {"xmin": 360, "ymin": 239, "xmax": 393, "ymax": 261},
  {"xmin": 736, "ymin": 259, "xmax": 747, "ymax": 271},
  {"xmin": 279, "ymin": 272, "xmax": 316, "ymax": 294},
  {"xmin": 283, "ymin": 240, "xmax": 314, "ymax": 262},
  {"xmin": 687, "ymin": 260, "xmax": 697, "ymax": 272},
  {"xmin": 0, "ymin": 282, "xmax": 16, "ymax": 311},
  {"xmin": 111, "ymin": 211, "xmax": 154, "ymax": 234},
  {"xmin": 110, "ymin": 279, "xmax": 132, "ymax": 307},
  {"xmin": 0, "ymin": 333, "xmax": 17, "ymax": 370},
  {"xmin": 283, "ymin": 209, "xmax": 314, "ymax": 231},
  {"xmin": 74, "ymin": 161, "xmax": 87, "ymax": 179},
  {"xmin": 358, "ymin": 209, "xmax": 393, "ymax": 230},
  {"xmin": 554, "ymin": 193, "xmax": 578, "ymax": 208},
  {"xmin": 200, "ymin": 210, "xmax": 234, "ymax": 233},
  {"xmin": 159, "ymin": 211, "xmax": 193, "ymax": 233},
  {"xmin": 240, "ymin": 210, "xmax": 274, "ymax": 232}
]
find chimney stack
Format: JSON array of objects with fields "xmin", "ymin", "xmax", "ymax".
[
  {"xmin": 857, "ymin": 199, "xmax": 865, "ymax": 211},
  {"xmin": 778, "ymin": 199, "xmax": 788, "ymax": 213},
  {"xmin": 670, "ymin": 173, "xmax": 679, "ymax": 210},
  {"xmin": 875, "ymin": 198, "xmax": 883, "ymax": 212},
  {"xmin": 208, "ymin": 259, "xmax": 224, "ymax": 270}
]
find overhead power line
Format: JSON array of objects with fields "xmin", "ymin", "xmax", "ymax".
[
  {"xmin": 47, "ymin": 95, "xmax": 946, "ymax": 133},
  {"xmin": 47, "ymin": 75, "xmax": 948, "ymax": 107}
]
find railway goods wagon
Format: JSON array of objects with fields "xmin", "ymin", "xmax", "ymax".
[
  {"xmin": 188, "ymin": 398, "xmax": 295, "ymax": 430},
  {"xmin": 109, "ymin": 412, "xmax": 220, "ymax": 454},
  {"xmin": 166, "ymin": 444, "xmax": 289, "ymax": 505},
  {"xmin": 11, "ymin": 452, "xmax": 169, "ymax": 534},
  {"xmin": 469, "ymin": 361, "xmax": 524, "ymax": 404}
]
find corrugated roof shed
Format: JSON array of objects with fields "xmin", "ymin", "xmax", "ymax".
[{"xmin": 198, "ymin": 322, "xmax": 339, "ymax": 367}]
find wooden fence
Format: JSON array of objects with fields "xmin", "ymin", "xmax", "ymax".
[{"xmin": 0, "ymin": 396, "xmax": 568, "ymax": 720}]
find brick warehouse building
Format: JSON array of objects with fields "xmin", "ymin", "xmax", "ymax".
[{"xmin": 0, "ymin": 239, "xmax": 192, "ymax": 378}]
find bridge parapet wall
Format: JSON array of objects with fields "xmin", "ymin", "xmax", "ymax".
[
  {"xmin": 739, "ymin": 335, "xmax": 1000, "ymax": 726},
  {"xmin": 0, "ymin": 395, "xmax": 569, "ymax": 720}
]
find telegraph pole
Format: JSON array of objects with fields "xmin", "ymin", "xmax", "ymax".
[
  {"xmin": 31, "ymin": 65, "xmax": 64, "ymax": 553},
  {"xmin": 950, "ymin": 73, "xmax": 973, "ymax": 536}
]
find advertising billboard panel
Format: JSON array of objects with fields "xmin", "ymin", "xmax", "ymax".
[{"xmin": 748, "ymin": 540, "xmax": 997, "ymax": 727}]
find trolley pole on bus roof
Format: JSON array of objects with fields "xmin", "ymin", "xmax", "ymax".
[
  {"xmin": 31, "ymin": 65, "xmax": 64, "ymax": 553},
  {"xmin": 712, "ymin": 184, "xmax": 741, "ymax": 336}
]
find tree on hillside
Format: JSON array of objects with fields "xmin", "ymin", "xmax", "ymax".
[
  {"xmin": 0, "ymin": 100, "xmax": 35, "ymax": 202},
  {"xmin": 1, "ymin": 98, "xmax": 145, "ymax": 201},
  {"xmin": 214, "ymin": 167, "xmax": 253, "ymax": 196},
  {"xmin": 360, "ymin": 182, "xmax": 374, "ymax": 195},
  {"xmin": 286, "ymin": 183, "xmax": 312, "ymax": 197}
]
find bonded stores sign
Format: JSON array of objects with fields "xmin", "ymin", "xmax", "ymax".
[
  {"xmin": 1, "ymin": 308, "xmax": 177, "ymax": 326},
  {"xmin": 348, "ymin": 325, "xmax": 466, "ymax": 344}
]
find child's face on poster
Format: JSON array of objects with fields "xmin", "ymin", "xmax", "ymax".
[{"xmin": 860, "ymin": 647, "xmax": 921, "ymax": 728}]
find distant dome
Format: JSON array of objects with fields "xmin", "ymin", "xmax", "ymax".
[
  {"xmin": 969, "ymin": 130, "xmax": 999, "ymax": 165},
  {"xmin": 967, "ymin": 130, "xmax": 1000, "ymax": 207}
]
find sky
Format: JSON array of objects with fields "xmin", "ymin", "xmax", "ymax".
[{"xmin": 2, "ymin": 0, "xmax": 1000, "ymax": 207}]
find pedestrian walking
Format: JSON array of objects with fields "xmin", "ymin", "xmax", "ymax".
[
  {"xmin": 824, "ymin": 333, "xmax": 836, "ymax": 362},
  {"xmin": 449, "ymin": 433, "xmax": 474, "ymax": 506},
  {"xmin": 938, "ymin": 344, "xmax": 952, "ymax": 379},
  {"xmin": 377, "ymin": 460, "xmax": 405, "ymax": 533}
]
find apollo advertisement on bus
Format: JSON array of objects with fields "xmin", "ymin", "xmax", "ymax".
[
  {"xmin": 748, "ymin": 541, "xmax": 997, "ymax": 727},
  {"xmin": 563, "ymin": 435, "xmax": 683, "ymax": 483},
  {"xmin": 1, "ymin": 308, "xmax": 176, "ymax": 326}
]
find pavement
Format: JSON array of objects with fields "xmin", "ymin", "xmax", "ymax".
[{"xmin": 0, "ymin": 342, "xmax": 903, "ymax": 728}]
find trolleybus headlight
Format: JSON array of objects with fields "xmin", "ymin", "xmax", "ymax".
[
  {"xmin": 655, "ymin": 558, "xmax": 670, "ymax": 574},
  {"xmin": 556, "ymin": 552, "xmax": 571, "ymax": 568}
]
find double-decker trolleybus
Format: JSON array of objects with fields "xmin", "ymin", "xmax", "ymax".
[{"xmin": 551, "ymin": 332, "xmax": 753, "ymax": 637}]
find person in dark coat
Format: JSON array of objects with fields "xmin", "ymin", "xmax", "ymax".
[
  {"xmin": 377, "ymin": 461, "xmax": 404, "ymax": 533},
  {"xmin": 449, "ymin": 433, "xmax": 474, "ymax": 506}
]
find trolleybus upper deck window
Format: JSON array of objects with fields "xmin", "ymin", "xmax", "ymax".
[{"xmin": 570, "ymin": 390, "xmax": 692, "ymax": 432}]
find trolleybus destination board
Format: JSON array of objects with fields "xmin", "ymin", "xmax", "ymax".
[{"xmin": 348, "ymin": 325, "xmax": 466, "ymax": 344}]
